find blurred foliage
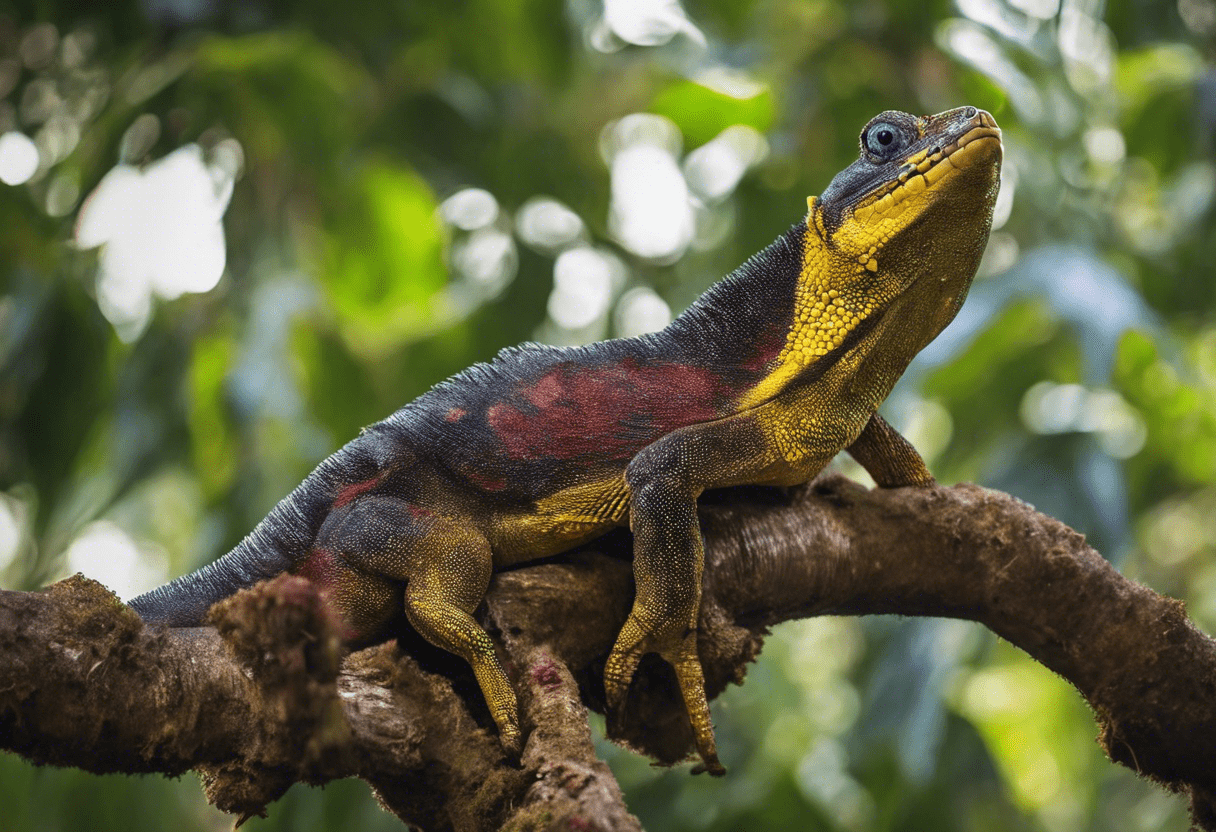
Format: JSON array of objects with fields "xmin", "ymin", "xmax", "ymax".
[{"xmin": 1, "ymin": 0, "xmax": 1214, "ymax": 829}]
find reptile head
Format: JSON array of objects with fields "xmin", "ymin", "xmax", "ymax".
[{"xmin": 810, "ymin": 106, "xmax": 1003, "ymax": 281}]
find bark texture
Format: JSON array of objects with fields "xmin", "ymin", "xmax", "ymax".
[{"xmin": 2, "ymin": 476, "xmax": 1214, "ymax": 830}]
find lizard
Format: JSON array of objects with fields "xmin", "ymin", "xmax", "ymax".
[{"xmin": 129, "ymin": 106, "xmax": 1003, "ymax": 777}]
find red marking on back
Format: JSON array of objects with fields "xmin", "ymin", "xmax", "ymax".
[
  {"xmin": 487, "ymin": 359, "xmax": 727, "ymax": 461},
  {"xmin": 524, "ymin": 374, "xmax": 563, "ymax": 408},
  {"xmin": 445, "ymin": 407, "xmax": 467, "ymax": 422},
  {"xmin": 333, "ymin": 474, "xmax": 384, "ymax": 508}
]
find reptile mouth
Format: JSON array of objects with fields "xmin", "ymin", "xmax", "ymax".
[{"xmin": 853, "ymin": 114, "xmax": 1002, "ymax": 223}]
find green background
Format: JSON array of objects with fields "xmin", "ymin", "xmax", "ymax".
[{"xmin": 1, "ymin": 0, "xmax": 1214, "ymax": 829}]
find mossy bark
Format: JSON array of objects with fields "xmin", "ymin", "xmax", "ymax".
[{"xmin": 2, "ymin": 475, "xmax": 1215, "ymax": 830}]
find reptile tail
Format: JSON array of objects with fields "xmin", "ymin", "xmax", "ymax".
[
  {"xmin": 128, "ymin": 436, "xmax": 377, "ymax": 627},
  {"xmin": 127, "ymin": 533, "xmax": 294, "ymax": 627}
]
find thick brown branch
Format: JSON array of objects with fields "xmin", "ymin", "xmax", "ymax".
[
  {"xmin": 703, "ymin": 477, "xmax": 1216, "ymax": 800},
  {"xmin": 1, "ymin": 476, "xmax": 1214, "ymax": 830}
]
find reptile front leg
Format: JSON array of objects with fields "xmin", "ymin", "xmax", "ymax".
[
  {"xmin": 605, "ymin": 415, "xmax": 785, "ymax": 776},
  {"xmin": 846, "ymin": 412, "xmax": 935, "ymax": 487}
]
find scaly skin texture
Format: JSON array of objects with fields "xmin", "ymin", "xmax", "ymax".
[{"xmin": 130, "ymin": 107, "xmax": 1003, "ymax": 776}]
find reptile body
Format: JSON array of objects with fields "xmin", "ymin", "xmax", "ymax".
[{"xmin": 131, "ymin": 106, "xmax": 1003, "ymax": 775}]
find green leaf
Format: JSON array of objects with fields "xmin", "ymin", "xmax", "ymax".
[
  {"xmin": 650, "ymin": 79, "xmax": 776, "ymax": 149},
  {"xmin": 1113, "ymin": 330, "xmax": 1158, "ymax": 383},
  {"xmin": 188, "ymin": 330, "xmax": 238, "ymax": 500},
  {"xmin": 314, "ymin": 161, "xmax": 453, "ymax": 359},
  {"xmin": 188, "ymin": 32, "xmax": 372, "ymax": 169}
]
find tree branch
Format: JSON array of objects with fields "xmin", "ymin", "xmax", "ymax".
[{"xmin": 2, "ymin": 475, "xmax": 1214, "ymax": 830}]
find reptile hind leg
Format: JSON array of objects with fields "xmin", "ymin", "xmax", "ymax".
[
  {"xmin": 403, "ymin": 522, "xmax": 521, "ymax": 755},
  {"xmin": 314, "ymin": 496, "xmax": 520, "ymax": 754}
]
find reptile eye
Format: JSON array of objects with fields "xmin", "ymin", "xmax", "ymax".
[{"xmin": 864, "ymin": 122, "xmax": 904, "ymax": 158}]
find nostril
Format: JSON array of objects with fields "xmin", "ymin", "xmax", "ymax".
[{"xmin": 963, "ymin": 106, "xmax": 978, "ymax": 119}]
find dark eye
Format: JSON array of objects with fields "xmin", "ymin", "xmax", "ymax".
[{"xmin": 864, "ymin": 122, "xmax": 903, "ymax": 157}]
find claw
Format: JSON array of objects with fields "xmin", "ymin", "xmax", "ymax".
[
  {"xmin": 603, "ymin": 632, "xmax": 644, "ymax": 724},
  {"xmin": 691, "ymin": 758, "xmax": 727, "ymax": 777},
  {"xmin": 498, "ymin": 722, "xmax": 523, "ymax": 759}
]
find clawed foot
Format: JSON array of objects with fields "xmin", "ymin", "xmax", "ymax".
[
  {"xmin": 603, "ymin": 639, "xmax": 642, "ymax": 729},
  {"xmin": 498, "ymin": 722, "xmax": 523, "ymax": 759},
  {"xmin": 604, "ymin": 622, "xmax": 726, "ymax": 777}
]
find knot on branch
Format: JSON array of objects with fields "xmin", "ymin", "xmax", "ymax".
[
  {"xmin": 47, "ymin": 574, "xmax": 148, "ymax": 644},
  {"xmin": 208, "ymin": 574, "xmax": 345, "ymax": 698},
  {"xmin": 201, "ymin": 575, "xmax": 352, "ymax": 818}
]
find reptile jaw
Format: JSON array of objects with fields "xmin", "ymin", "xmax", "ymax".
[{"xmin": 852, "ymin": 115, "xmax": 1002, "ymax": 224}]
